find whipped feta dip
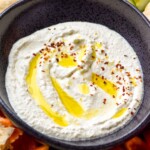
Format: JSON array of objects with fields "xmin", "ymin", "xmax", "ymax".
[{"xmin": 6, "ymin": 22, "xmax": 143, "ymax": 140}]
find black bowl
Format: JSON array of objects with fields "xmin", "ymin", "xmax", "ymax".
[{"xmin": 0, "ymin": 0, "xmax": 150, "ymax": 150}]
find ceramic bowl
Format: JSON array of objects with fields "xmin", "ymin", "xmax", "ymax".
[{"xmin": 0, "ymin": 0, "xmax": 150, "ymax": 149}]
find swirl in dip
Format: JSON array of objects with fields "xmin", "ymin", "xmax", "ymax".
[{"xmin": 6, "ymin": 22, "xmax": 143, "ymax": 140}]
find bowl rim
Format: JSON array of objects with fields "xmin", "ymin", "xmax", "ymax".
[{"xmin": 0, "ymin": 0, "xmax": 150, "ymax": 149}]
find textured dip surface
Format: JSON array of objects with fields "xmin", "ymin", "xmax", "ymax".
[{"xmin": 6, "ymin": 22, "xmax": 143, "ymax": 140}]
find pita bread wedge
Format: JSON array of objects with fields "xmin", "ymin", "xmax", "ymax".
[
  {"xmin": 0, "ymin": 125, "xmax": 14, "ymax": 150},
  {"xmin": 0, "ymin": 0, "xmax": 18, "ymax": 13}
]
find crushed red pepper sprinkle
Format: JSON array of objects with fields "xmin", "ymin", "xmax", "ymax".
[
  {"xmin": 131, "ymin": 112, "xmax": 134, "ymax": 116},
  {"xmin": 56, "ymin": 58, "xmax": 59, "ymax": 62},
  {"xmin": 113, "ymin": 95, "xmax": 115, "ymax": 98},
  {"xmin": 103, "ymin": 98, "xmax": 107, "ymax": 104},
  {"xmin": 123, "ymin": 86, "xmax": 125, "ymax": 92},
  {"xmin": 104, "ymin": 62, "xmax": 109, "ymax": 65},
  {"xmin": 33, "ymin": 53, "xmax": 36, "ymax": 56},
  {"xmin": 101, "ymin": 67, "xmax": 105, "ymax": 71}
]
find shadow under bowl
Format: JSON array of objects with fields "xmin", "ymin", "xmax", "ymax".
[{"xmin": 0, "ymin": 0, "xmax": 150, "ymax": 150}]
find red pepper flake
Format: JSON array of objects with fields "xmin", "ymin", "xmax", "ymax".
[
  {"xmin": 103, "ymin": 81, "xmax": 107, "ymax": 85},
  {"xmin": 104, "ymin": 62, "xmax": 109, "ymax": 65},
  {"xmin": 116, "ymin": 64, "xmax": 121, "ymax": 68},
  {"xmin": 56, "ymin": 58, "xmax": 59, "ymax": 62},
  {"xmin": 44, "ymin": 57, "xmax": 49, "ymax": 61},
  {"xmin": 123, "ymin": 86, "xmax": 125, "ymax": 92},
  {"xmin": 126, "ymin": 72, "xmax": 131, "ymax": 77},
  {"xmin": 33, "ymin": 53, "xmax": 36, "ymax": 56},
  {"xmin": 101, "ymin": 67, "xmax": 105, "ymax": 71},
  {"xmin": 121, "ymin": 66, "xmax": 124, "ymax": 69},
  {"xmin": 113, "ymin": 95, "xmax": 115, "ymax": 98},
  {"xmin": 116, "ymin": 64, "xmax": 124, "ymax": 69},
  {"xmin": 90, "ymin": 94, "xmax": 94, "ymax": 96},
  {"xmin": 70, "ymin": 46, "xmax": 74, "ymax": 50},
  {"xmin": 65, "ymin": 54, "xmax": 68, "ymax": 58},
  {"xmin": 90, "ymin": 84, "xmax": 93, "ymax": 87},
  {"xmin": 116, "ymin": 103, "xmax": 119, "ymax": 106},
  {"xmin": 103, "ymin": 98, "xmax": 107, "ymax": 104},
  {"xmin": 40, "ymin": 50, "xmax": 43, "ymax": 53},
  {"xmin": 62, "ymin": 42, "xmax": 65, "ymax": 46},
  {"xmin": 50, "ymin": 42, "xmax": 56, "ymax": 48},
  {"xmin": 111, "ymin": 71, "xmax": 114, "ymax": 75},
  {"xmin": 138, "ymin": 76, "xmax": 142, "ymax": 79},
  {"xmin": 101, "ymin": 50, "xmax": 105, "ymax": 53},
  {"xmin": 131, "ymin": 111, "xmax": 134, "ymax": 116},
  {"xmin": 136, "ymin": 69, "xmax": 140, "ymax": 72},
  {"xmin": 116, "ymin": 81, "xmax": 122, "ymax": 85}
]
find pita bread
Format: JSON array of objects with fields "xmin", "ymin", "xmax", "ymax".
[
  {"xmin": 0, "ymin": 125, "xmax": 14, "ymax": 149},
  {"xmin": 0, "ymin": 0, "xmax": 18, "ymax": 13}
]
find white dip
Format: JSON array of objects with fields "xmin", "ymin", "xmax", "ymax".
[{"xmin": 6, "ymin": 22, "xmax": 143, "ymax": 140}]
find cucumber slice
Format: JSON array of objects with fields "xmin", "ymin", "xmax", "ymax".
[
  {"xmin": 134, "ymin": 0, "xmax": 150, "ymax": 11},
  {"xmin": 128, "ymin": 0, "xmax": 136, "ymax": 6}
]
